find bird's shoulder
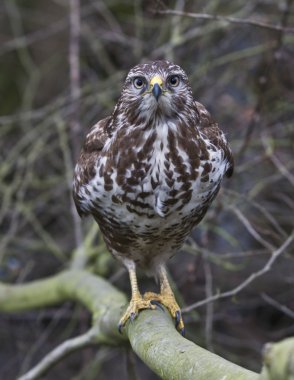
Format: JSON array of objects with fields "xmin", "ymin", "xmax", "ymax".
[
  {"xmin": 82, "ymin": 116, "xmax": 112, "ymax": 153},
  {"xmin": 75, "ymin": 116, "xmax": 112, "ymax": 179},
  {"xmin": 193, "ymin": 101, "xmax": 216, "ymax": 129},
  {"xmin": 193, "ymin": 101, "xmax": 234, "ymax": 177}
]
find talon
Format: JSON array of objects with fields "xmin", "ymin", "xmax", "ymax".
[
  {"xmin": 150, "ymin": 300, "xmax": 165, "ymax": 311},
  {"xmin": 143, "ymin": 290, "xmax": 185, "ymax": 334},
  {"xmin": 174, "ymin": 310, "xmax": 185, "ymax": 334},
  {"xmin": 175, "ymin": 310, "xmax": 181, "ymax": 327},
  {"xmin": 119, "ymin": 267, "xmax": 185, "ymax": 334},
  {"xmin": 118, "ymin": 293, "xmax": 155, "ymax": 330}
]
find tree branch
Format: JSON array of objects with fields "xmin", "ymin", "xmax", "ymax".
[
  {"xmin": 126, "ymin": 309, "xmax": 258, "ymax": 380},
  {"xmin": 17, "ymin": 325, "xmax": 101, "ymax": 380},
  {"xmin": 155, "ymin": 9, "xmax": 294, "ymax": 34},
  {"xmin": 260, "ymin": 338, "xmax": 294, "ymax": 380},
  {"xmin": 183, "ymin": 231, "xmax": 294, "ymax": 313},
  {"xmin": 0, "ymin": 270, "xmax": 126, "ymax": 344},
  {"xmin": 261, "ymin": 293, "xmax": 294, "ymax": 320},
  {"xmin": 68, "ymin": 0, "xmax": 85, "ymax": 267},
  {"xmin": 0, "ymin": 269, "xmax": 260, "ymax": 379}
]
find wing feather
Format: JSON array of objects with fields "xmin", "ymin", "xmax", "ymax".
[
  {"xmin": 194, "ymin": 101, "xmax": 234, "ymax": 177},
  {"xmin": 73, "ymin": 116, "xmax": 111, "ymax": 216}
]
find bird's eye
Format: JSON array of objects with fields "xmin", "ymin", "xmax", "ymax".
[
  {"xmin": 133, "ymin": 77, "xmax": 145, "ymax": 89},
  {"xmin": 169, "ymin": 75, "xmax": 180, "ymax": 87}
]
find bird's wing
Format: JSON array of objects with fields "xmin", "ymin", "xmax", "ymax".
[
  {"xmin": 194, "ymin": 101, "xmax": 234, "ymax": 177},
  {"xmin": 73, "ymin": 116, "xmax": 111, "ymax": 216},
  {"xmin": 81, "ymin": 116, "xmax": 112, "ymax": 153}
]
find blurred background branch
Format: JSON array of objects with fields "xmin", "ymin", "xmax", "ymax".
[{"xmin": 155, "ymin": 8, "xmax": 294, "ymax": 34}]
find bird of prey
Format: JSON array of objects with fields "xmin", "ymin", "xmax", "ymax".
[{"xmin": 73, "ymin": 60, "xmax": 233, "ymax": 334}]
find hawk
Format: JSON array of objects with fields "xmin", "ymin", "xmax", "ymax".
[{"xmin": 73, "ymin": 60, "xmax": 233, "ymax": 334}]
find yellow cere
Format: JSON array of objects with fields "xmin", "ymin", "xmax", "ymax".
[{"xmin": 150, "ymin": 75, "xmax": 163, "ymax": 88}]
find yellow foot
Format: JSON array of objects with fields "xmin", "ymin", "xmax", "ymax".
[
  {"xmin": 143, "ymin": 291, "xmax": 185, "ymax": 335},
  {"xmin": 118, "ymin": 294, "xmax": 156, "ymax": 333}
]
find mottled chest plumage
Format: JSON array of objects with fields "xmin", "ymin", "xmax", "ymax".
[
  {"xmin": 74, "ymin": 119, "xmax": 229, "ymax": 267},
  {"xmin": 86, "ymin": 124, "xmax": 218, "ymax": 208}
]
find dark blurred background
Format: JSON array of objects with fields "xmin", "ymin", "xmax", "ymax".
[{"xmin": 0, "ymin": 0, "xmax": 293, "ymax": 379}]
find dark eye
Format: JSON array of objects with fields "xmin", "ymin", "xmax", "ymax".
[
  {"xmin": 169, "ymin": 75, "xmax": 180, "ymax": 87},
  {"xmin": 133, "ymin": 77, "xmax": 145, "ymax": 89}
]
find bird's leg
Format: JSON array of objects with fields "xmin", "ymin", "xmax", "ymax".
[
  {"xmin": 143, "ymin": 265, "xmax": 185, "ymax": 335},
  {"xmin": 118, "ymin": 260, "xmax": 156, "ymax": 333}
]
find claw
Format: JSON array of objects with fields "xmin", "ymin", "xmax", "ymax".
[
  {"xmin": 175, "ymin": 310, "xmax": 181, "ymax": 328},
  {"xmin": 150, "ymin": 300, "xmax": 165, "ymax": 311},
  {"xmin": 118, "ymin": 295, "xmax": 156, "ymax": 332},
  {"xmin": 174, "ymin": 310, "xmax": 185, "ymax": 333},
  {"xmin": 143, "ymin": 291, "xmax": 185, "ymax": 334},
  {"xmin": 130, "ymin": 312, "xmax": 137, "ymax": 321}
]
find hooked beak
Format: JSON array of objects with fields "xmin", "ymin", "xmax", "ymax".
[{"xmin": 150, "ymin": 75, "xmax": 163, "ymax": 102}]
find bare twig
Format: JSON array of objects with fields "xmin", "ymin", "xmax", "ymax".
[
  {"xmin": 165, "ymin": 0, "xmax": 185, "ymax": 62},
  {"xmin": 0, "ymin": 3, "xmax": 96, "ymax": 56},
  {"xmin": 269, "ymin": 154, "xmax": 294, "ymax": 187},
  {"xmin": 203, "ymin": 252, "xmax": 214, "ymax": 352},
  {"xmin": 18, "ymin": 325, "xmax": 101, "ymax": 380},
  {"xmin": 276, "ymin": 0, "xmax": 294, "ymax": 48},
  {"xmin": 261, "ymin": 293, "xmax": 294, "ymax": 319},
  {"xmin": 183, "ymin": 232, "xmax": 294, "ymax": 313},
  {"xmin": 19, "ymin": 306, "xmax": 71, "ymax": 375},
  {"xmin": 68, "ymin": 0, "xmax": 84, "ymax": 266},
  {"xmin": 236, "ymin": 107, "xmax": 261, "ymax": 160},
  {"xmin": 230, "ymin": 207, "xmax": 276, "ymax": 251},
  {"xmin": 261, "ymin": 132, "xmax": 294, "ymax": 187},
  {"xmin": 69, "ymin": 0, "xmax": 81, "ymax": 158},
  {"xmin": 155, "ymin": 9, "xmax": 294, "ymax": 34},
  {"xmin": 224, "ymin": 189, "xmax": 288, "ymax": 240}
]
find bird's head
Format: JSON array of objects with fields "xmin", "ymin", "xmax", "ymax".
[{"xmin": 118, "ymin": 60, "xmax": 194, "ymax": 124}]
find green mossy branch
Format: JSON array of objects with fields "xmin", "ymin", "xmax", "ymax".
[
  {"xmin": 0, "ymin": 270, "xmax": 126, "ymax": 345},
  {"xmin": 0, "ymin": 270, "xmax": 292, "ymax": 380},
  {"xmin": 127, "ymin": 308, "xmax": 258, "ymax": 380},
  {"xmin": 260, "ymin": 338, "xmax": 294, "ymax": 380}
]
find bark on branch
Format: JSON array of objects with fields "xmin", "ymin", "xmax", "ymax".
[{"xmin": 0, "ymin": 270, "xmax": 292, "ymax": 380}]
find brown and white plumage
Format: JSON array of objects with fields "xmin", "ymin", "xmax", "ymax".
[{"xmin": 73, "ymin": 60, "xmax": 233, "ymax": 332}]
